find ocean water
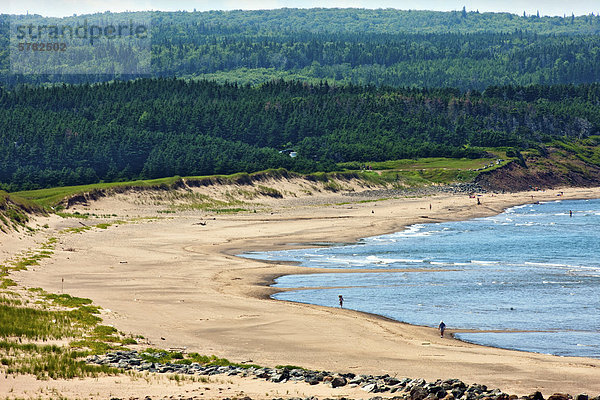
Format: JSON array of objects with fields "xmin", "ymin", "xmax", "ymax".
[{"xmin": 243, "ymin": 198, "xmax": 600, "ymax": 358}]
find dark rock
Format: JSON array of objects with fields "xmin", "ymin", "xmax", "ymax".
[
  {"xmin": 316, "ymin": 372, "xmax": 330, "ymax": 381},
  {"xmin": 271, "ymin": 373, "xmax": 287, "ymax": 383},
  {"xmin": 411, "ymin": 386, "xmax": 429, "ymax": 400},
  {"xmin": 255, "ymin": 369, "xmax": 270, "ymax": 379},
  {"xmin": 462, "ymin": 391, "xmax": 477, "ymax": 400},
  {"xmin": 428, "ymin": 386, "xmax": 444, "ymax": 396},
  {"xmin": 331, "ymin": 376, "xmax": 347, "ymax": 388},
  {"xmin": 385, "ymin": 377, "xmax": 401, "ymax": 386},
  {"xmin": 86, "ymin": 350, "xmax": 563, "ymax": 400},
  {"xmin": 306, "ymin": 377, "xmax": 320, "ymax": 385},
  {"xmin": 575, "ymin": 395, "xmax": 588, "ymax": 400},
  {"xmin": 374, "ymin": 385, "xmax": 391, "ymax": 393},
  {"xmin": 548, "ymin": 394, "xmax": 572, "ymax": 400},
  {"xmin": 529, "ymin": 392, "xmax": 545, "ymax": 400}
]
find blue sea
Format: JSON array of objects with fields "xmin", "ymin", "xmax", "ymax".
[{"xmin": 243, "ymin": 199, "xmax": 600, "ymax": 358}]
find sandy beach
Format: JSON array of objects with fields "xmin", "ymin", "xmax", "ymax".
[{"xmin": 3, "ymin": 184, "xmax": 600, "ymax": 399}]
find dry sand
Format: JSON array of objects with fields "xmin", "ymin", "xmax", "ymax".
[{"xmin": 3, "ymin": 185, "xmax": 600, "ymax": 399}]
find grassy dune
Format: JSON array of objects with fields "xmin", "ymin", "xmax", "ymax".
[{"xmin": 13, "ymin": 157, "xmax": 513, "ymax": 211}]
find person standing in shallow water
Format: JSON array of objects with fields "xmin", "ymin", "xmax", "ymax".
[
  {"xmin": 338, "ymin": 295, "xmax": 344, "ymax": 308},
  {"xmin": 438, "ymin": 320, "xmax": 446, "ymax": 337}
]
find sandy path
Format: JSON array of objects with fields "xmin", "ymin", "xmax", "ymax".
[{"xmin": 6, "ymin": 187, "xmax": 600, "ymax": 398}]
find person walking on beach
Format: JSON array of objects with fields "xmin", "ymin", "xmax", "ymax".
[
  {"xmin": 438, "ymin": 320, "xmax": 446, "ymax": 338},
  {"xmin": 339, "ymin": 295, "xmax": 344, "ymax": 308}
]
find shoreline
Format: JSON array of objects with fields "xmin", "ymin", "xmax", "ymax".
[
  {"xmin": 4, "ymin": 186, "xmax": 600, "ymax": 398},
  {"xmin": 210, "ymin": 187, "xmax": 600, "ymax": 394},
  {"xmin": 240, "ymin": 194, "xmax": 600, "ymax": 361}
]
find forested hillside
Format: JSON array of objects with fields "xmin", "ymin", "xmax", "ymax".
[
  {"xmin": 2, "ymin": 9, "xmax": 600, "ymax": 191},
  {"xmin": 1, "ymin": 79, "xmax": 599, "ymax": 191},
  {"xmin": 2, "ymin": 9, "xmax": 600, "ymax": 88}
]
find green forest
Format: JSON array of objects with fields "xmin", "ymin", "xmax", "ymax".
[
  {"xmin": 1, "ymin": 78, "xmax": 599, "ymax": 191},
  {"xmin": 2, "ymin": 8, "xmax": 600, "ymax": 191},
  {"xmin": 2, "ymin": 8, "xmax": 600, "ymax": 88}
]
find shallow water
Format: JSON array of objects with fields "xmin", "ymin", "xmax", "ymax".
[{"xmin": 242, "ymin": 198, "xmax": 600, "ymax": 358}]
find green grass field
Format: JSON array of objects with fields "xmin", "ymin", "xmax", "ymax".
[
  {"xmin": 339, "ymin": 154, "xmax": 512, "ymax": 187},
  {"xmin": 14, "ymin": 176, "xmax": 184, "ymax": 209},
  {"xmin": 338, "ymin": 156, "xmax": 507, "ymax": 171}
]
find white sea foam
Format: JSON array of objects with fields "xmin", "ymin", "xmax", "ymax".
[
  {"xmin": 507, "ymin": 204, "xmax": 529, "ymax": 212},
  {"xmin": 470, "ymin": 260, "xmax": 500, "ymax": 265},
  {"xmin": 385, "ymin": 224, "xmax": 439, "ymax": 238},
  {"xmin": 365, "ymin": 255, "xmax": 424, "ymax": 264},
  {"xmin": 523, "ymin": 262, "xmax": 572, "ymax": 268},
  {"xmin": 429, "ymin": 261, "xmax": 456, "ymax": 266}
]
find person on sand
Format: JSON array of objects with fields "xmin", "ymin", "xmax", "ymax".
[
  {"xmin": 438, "ymin": 320, "xmax": 446, "ymax": 337},
  {"xmin": 339, "ymin": 295, "xmax": 344, "ymax": 308}
]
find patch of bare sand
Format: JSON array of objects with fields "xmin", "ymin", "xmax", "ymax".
[
  {"xmin": 0, "ymin": 372, "xmax": 379, "ymax": 399},
  {"xmin": 4, "ymin": 187, "xmax": 600, "ymax": 399}
]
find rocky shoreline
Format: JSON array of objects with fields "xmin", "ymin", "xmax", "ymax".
[
  {"xmin": 88, "ymin": 351, "xmax": 597, "ymax": 400},
  {"xmin": 343, "ymin": 182, "xmax": 487, "ymax": 199}
]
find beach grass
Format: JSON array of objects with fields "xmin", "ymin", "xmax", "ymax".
[
  {"xmin": 0, "ymin": 341, "xmax": 120, "ymax": 379},
  {"xmin": 1, "ymin": 239, "xmax": 267, "ymax": 380},
  {"xmin": 0, "ymin": 190, "xmax": 45, "ymax": 232},
  {"xmin": 0, "ymin": 241, "xmax": 122, "ymax": 377}
]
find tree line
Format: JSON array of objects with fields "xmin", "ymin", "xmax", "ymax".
[{"xmin": 2, "ymin": 9, "xmax": 600, "ymax": 89}]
